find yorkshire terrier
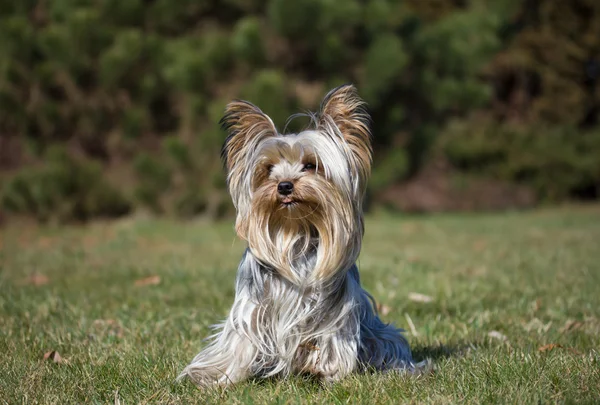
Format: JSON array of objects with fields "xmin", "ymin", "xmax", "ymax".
[{"xmin": 179, "ymin": 85, "xmax": 414, "ymax": 386}]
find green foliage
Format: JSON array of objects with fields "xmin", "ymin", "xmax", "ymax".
[
  {"xmin": 131, "ymin": 133, "xmax": 228, "ymax": 218},
  {"xmin": 362, "ymin": 34, "xmax": 409, "ymax": 107},
  {"xmin": 413, "ymin": 8, "xmax": 502, "ymax": 114},
  {"xmin": 174, "ymin": 189, "xmax": 207, "ymax": 218},
  {"xmin": 370, "ymin": 148, "xmax": 410, "ymax": 193},
  {"xmin": 317, "ymin": 0, "xmax": 361, "ymax": 33},
  {"xmin": 161, "ymin": 31, "xmax": 233, "ymax": 95},
  {"xmin": 315, "ymin": 33, "xmax": 348, "ymax": 72},
  {"xmin": 267, "ymin": 0, "xmax": 321, "ymax": 40},
  {"xmin": 363, "ymin": 0, "xmax": 395, "ymax": 35},
  {"xmin": 267, "ymin": 0, "xmax": 361, "ymax": 72},
  {"xmin": 163, "ymin": 136, "xmax": 191, "ymax": 169},
  {"xmin": 133, "ymin": 153, "xmax": 172, "ymax": 213},
  {"xmin": 231, "ymin": 17, "xmax": 265, "ymax": 67},
  {"xmin": 0, "ymin": 0, "xmax": 599, "ymax": 222},
  {"xmin": 98, "ymin": 28, "xmax": 146, "ymax": 88},
  {"xmin": 440, "ymin": 119, "xmax": 600, "ymax": 200},
  {"xmin": 492, "ymin": 1, "xmax": 600, "ymax": 125},
  {"xmin": 121, "ymin": 107, "xmax": 148, "ymax": 139},
  {"xmin": 223, "ymin": 0, "xmax": 265, "ymax": 13},
  {"xmin": 1, "ymin": 148, "xmax": 130, "ymax": 222},
  {"xmin": 242, "ymin": 70, "xmax": 292, "ymax": 129}
]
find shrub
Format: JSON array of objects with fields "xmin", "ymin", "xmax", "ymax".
[
  {"xmin": 242, "ymin": 69, "xmax": 293, "ymax": 129},
  {"xmin": 361, "ymin": 34, "xmax": 408, "ymax": 107},
  {"xmin": 412, "ymin": 9, "xmax": 501, "ymax": 114},
  {"xmin": 316, "ymin": 33, "xmax": 348, "ymax": 72},
  {"xmin": 1, "ymin": 148, "xmax": 131, "ymax": 222},
  {"xmin": 1, "ymin": 0, "xmax": 599, "ymax": 223},
  {"xmin": 363, "ymin": 0, "xmax": 396, "ymax": 35},
  {"xmin": 440, "ymin": 119, "xmax": 600, "ymax": 200},
  {"xmin": 231, "ymin": 17, "xmax": 265, "ymax": 67},
  {"xmin": 133, "ymin": 153, "xmax": 172, "ymax": 213},
  {"xmin": 98, "ymin": 28, "xmax": 145, "ymax": 88},
  {"xmin": 267, "ymin": 0, "xmax": 320, "ymax": 40},
  {"xmin": 370, "ymin": 148, "xmax": 410, "ymax": 193},
  {"xmin": 163, "ymin": 136, "xmax": 191, "ymax": 169}
]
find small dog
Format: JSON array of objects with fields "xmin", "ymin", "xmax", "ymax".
[{"xmin": 179, "ymin": 85, "xmax": 414, "ymax": 386}]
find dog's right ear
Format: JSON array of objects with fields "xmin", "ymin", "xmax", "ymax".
[{"xmin": 220, "ymin": 101, "xmax": 278, "ymax": 172}]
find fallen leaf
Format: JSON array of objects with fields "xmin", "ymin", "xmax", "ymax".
[
  {"xmin": 472, "ymin": 240, "xmax": 487, "ymax": 251},
  {"xmin": 532, "ymin": 299, "xmax": 542, "ymax": 313},
  {"xmin": 560, "ymin": 320, "xmax": 584, "ymax": 333},
  {"xmin": 408, "ymin": 292, "xmax": 433, "ymax": 303},
  {"xmin": 487, "ymin": 331, "xmax": 508, "ymax": 341},
  {"xmin": 407, "ymin": 256, "xmax": 420, "ymax": 263},
  {"xmin": 538, "ymin": 343, "xmax": 582, "ymax": 355},
  {"xmin": 92, "ymin": 319, "xmax": 124, "ymax": 338},
  {"xmin": 134, "ymin": 275, "xmax": 161, "ymax": 286},
  {"xmin": 23, "ymin": 274, "xmax": 49, "ymax": 286},
  {"xmin": 82, "ymin": 235, "xmax": 98, "ymax": 249},
  {"xmin": 37, "ymin": 237, "xmax": 54, "ymax": 249},
  {"xmin": 43, "ymin": 350, "xmax": 64, "ymax": 364},
  {"xmin": 538, "ymin": 343, "xmax": 562, "ymax": 352},
  {"xmin": 401, "ymin": 223, "xmax": 420, "ymax": 234},
  {"xmin": 464, "ymin": 266, "xmax": 488, "ymax": 276}
]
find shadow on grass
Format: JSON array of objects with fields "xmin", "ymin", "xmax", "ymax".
[
  {"xmin": 411, "ymin": 339, "xmax": 483, "ymax": 363},
  {"xmin": 175, "ymin": 341, "xmax": 484, "ymax": 398}
]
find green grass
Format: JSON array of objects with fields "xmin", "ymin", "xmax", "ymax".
[{"xmin": 1, "ymin": 206, "xmax": 599, "ymax": 404}]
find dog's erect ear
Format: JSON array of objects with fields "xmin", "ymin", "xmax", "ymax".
[
  {"xmin": 220, "ymin": 100, "xmax": 277, "ymax": 172},
  {"xmin": 317, "ymin": 84, "xmax": 372, "ymax": 183}
]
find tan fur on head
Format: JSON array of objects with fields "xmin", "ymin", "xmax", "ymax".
[
  {"xmin": 245, "ymin": 170, "xmax": 358, "ymax": 284},
  {"xmin": 221, "ymin": 101, "xmax": 278, "ymax": 170},
  {"xmin": 221, "ymin": 100, "xmax": 278, "ymax": 212},
  {"xmin": 220, "ymin": 85, "xmax": 371, "ymax": 285}
]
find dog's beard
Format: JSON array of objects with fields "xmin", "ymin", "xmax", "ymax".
[{"xmin": 236, "ymin": 176, "xmax": 362, "ymax": 285}]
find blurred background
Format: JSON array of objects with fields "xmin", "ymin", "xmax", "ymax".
[{"xmin": 0, "ymin": 0, "xmax": 599, "ymax": 224}]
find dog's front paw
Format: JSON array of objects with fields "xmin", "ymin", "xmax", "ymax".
[
  {"xmin": 179, "ymin": 366, "xmax": 231, "ymax": 388},
  {"xmin": 320, "ymin": 369, "xmax": 351, "ymax": 385},
  {"xmin": 311, "ymin": 355, "xmax": 356, "ymax": 384}
]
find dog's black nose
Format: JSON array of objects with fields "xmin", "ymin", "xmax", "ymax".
[{"xmin": 277, "ymin": 181, "xmax": 294, "ymax": 195}]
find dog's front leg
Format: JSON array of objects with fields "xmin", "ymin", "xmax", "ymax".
[
  {"xmin": 302, "ymin": 322, "xmax": 359, "ymax": 383},
  {"xmin": 179, "ymin": 313, "xmax": 258, "ymax": 387},
  {"xmin": 299, "ymin": 281, "xmax": 361, "ymax": 383},
  {"xmin": 180, "ymin": 254, "xmax": 261, "ymax": 387}
]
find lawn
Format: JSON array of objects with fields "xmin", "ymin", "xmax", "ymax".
[{"xmin": 1, "ymin": 206, "xmax": 599, "ymax": 404}]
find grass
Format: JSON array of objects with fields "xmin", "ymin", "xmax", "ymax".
[{"xmin": 1, "ymin": 206, "xmax": 599, "ymax": 404}]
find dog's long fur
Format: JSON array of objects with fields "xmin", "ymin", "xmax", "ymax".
[{"xmin": 179, "ymin": 85, "xmax": 414, "ymax": 386}]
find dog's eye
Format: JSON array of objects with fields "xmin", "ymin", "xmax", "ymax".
[
  {"xmin": 267, "ymin": 165, "xmax": 274, "ymax": 173},
  {"xmin": 302, "ymin": 163, "xmax": 316, "ymax": 172}
]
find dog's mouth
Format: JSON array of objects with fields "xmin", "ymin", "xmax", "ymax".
[{"xmin": 279, "ymin": 196, "xmax": 299, "ymax": 207}]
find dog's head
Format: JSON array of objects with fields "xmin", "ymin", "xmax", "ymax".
[{"xmin": 221, "ymin": 85, "xmax": 372, "ymax": 284}]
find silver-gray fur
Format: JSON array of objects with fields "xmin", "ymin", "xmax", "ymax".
[
  {"xmin": 179, "ymin": 85, "xmax": 415, "ymax": 387},
  {"xmin": 179, "ymin": 250, "xmax": 414, "ymax": 386}
]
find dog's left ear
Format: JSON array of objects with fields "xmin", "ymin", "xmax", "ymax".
[
  {"xmin": 220, "ymin": 100, "xmax": 278, "ymax": 172},
  {"xmin": 317, "ymin": 84, "xmax": 372, "ymax": 183},
  {"xmin": 220, "ymin": 101, "xmax": 277, "ymax": 214}
]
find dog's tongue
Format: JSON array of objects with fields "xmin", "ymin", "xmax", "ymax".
[{"xmin": 282, "ymin": 197, "xmax": 293, "ymax": 204}]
